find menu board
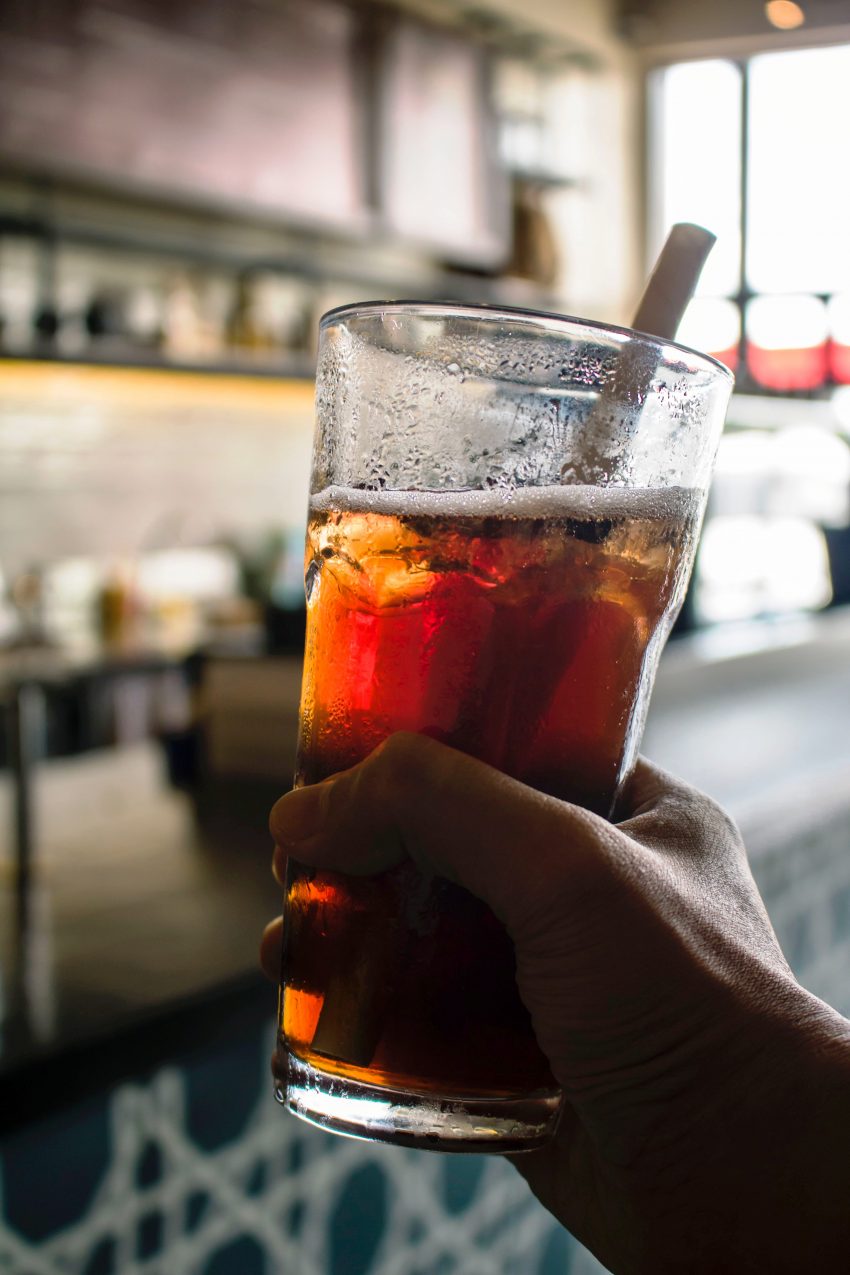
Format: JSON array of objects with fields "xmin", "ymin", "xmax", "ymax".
[{"xmin": 0, "ymin": 0, "xmax": 366, "ymax": 229}]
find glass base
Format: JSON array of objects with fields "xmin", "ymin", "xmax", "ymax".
[{"xmin": 276, "ymin": 1051, "xmax": 562, "ymax": 1153}]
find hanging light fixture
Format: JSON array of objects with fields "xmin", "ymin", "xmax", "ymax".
[{"xmin": 764, "ymin": 1, "xmax": 806, "ymax": 29}]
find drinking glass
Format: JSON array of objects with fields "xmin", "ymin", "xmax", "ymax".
[{"xmin": 275, "ymin": 302, "xmax": 733, "ymax": 1151}]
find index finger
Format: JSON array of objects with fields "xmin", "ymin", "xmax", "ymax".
[{"xmin": 270, "ymin": 733, "xmax": 614, "ymax": 937}]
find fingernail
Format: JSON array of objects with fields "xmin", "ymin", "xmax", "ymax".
[
  {"xmin": 272, "ymin": 845, "xmax": 287, "ymax": 884},
  {"xmin": 271, "ymin": 780, "xmax": 333, "ymax": 845}
]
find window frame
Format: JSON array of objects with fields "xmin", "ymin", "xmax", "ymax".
[{"xmin": 647, "ymin": 46, "xmax": 850, "ymax": 399}]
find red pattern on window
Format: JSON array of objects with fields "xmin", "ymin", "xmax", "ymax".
[
  {"xmin": 707, "ymin": 345, "xmax": 739, "ymax": 373},
  {"xmin": 828, "ymin": 341, "xmax": 850, "ymax": 385},
  {"xmin": 747, "ymin": 343, "xmax": 828, "ymax": 391}
]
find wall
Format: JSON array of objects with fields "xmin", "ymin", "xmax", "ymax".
[
  {"xmin": 514, "ymin": 0, "xmax": 644, "ymax": 324},
  {"xmin": 393, "ymin": 0, "xmax": 644, "ymax": 323},
  {"xmin": 0, "ymin": 364, "xmax": 314, "ymax": 580}
]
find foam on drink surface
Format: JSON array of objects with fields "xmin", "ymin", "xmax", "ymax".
[{"xmin": 310, "ymin": 483, "xmax": 701, "ymax": 523}]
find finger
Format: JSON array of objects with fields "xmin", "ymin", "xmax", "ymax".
[
  {"xmin": 268, "ymin": 774, "xmax": 338, "ymax": 849},
  {"xmin": 272, "ymin": 846, "xmax": 286, "ymax": 887},
  {"xmin": 260, "ymin": 917, "xmax": 283, "ymax": 982},
  {"xmin": 614, "ymin": 755, "xmax": 691, "ymax": 820},
  {"xmin": 616, "ymin": 756, "xmax": 743, "ymax": 864},
  {"xmin": 270, "ymin": 732, "xmax": 611, "ymax": 936}
]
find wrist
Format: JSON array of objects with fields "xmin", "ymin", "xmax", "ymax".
[
  {"xmin": 625, "ymin": 981, "xmax": 850, "ymax": 1274},
  {"xmin": 773, "ymin": 992, "xmax": 850, "ymax": 1259}
]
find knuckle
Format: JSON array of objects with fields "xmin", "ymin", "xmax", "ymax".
[
  {"xmin": 376, "ymin": 730, "xmax": 420, "ymax": 769},
  {"xmin": 351, "ymin": 733, "xmax": 416, "ymax": 810},
  {"xmin": 653, "ymin": 786, "xmax": 743, "ymax": 862},
  {"xmin": 370, "ymin": 732, "xmax": 433, "ymax": 793}
]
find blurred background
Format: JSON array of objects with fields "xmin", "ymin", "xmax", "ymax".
[{"xmin": 1, "ymin": 2, "xmax": 850, "ymax": 1273}]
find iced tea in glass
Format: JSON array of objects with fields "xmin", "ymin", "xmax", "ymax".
[{"xmin": 275, "ymin": 303, "xmax": 732, "ymax": 1150}]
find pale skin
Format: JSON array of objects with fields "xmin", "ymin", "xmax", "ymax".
[{"xmin": 261, "ymin": 733, "xmax": 850, "ymax": 1274}]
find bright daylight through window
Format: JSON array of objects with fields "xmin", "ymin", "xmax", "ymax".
[
  {"xmin": 651, "ymin": 44, "xmax": 850, "ymax": 393},
  {"xmin": 649, "ymin": 44, "xmax": 850, "ymax": 624}
]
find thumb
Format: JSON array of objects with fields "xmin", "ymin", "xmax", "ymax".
[{"xmin": 270, "ymin": 732, "xmax": 613, "ymax": 938}]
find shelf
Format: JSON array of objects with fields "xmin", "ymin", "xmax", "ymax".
[
  {"xmin": 0, "ymin": 209, "xmax": 346, "ymax": 281},
  {"xmin": 0, "ymin": 347, "xmax": 316, "ymax": 381},
  {"xmin": 0, "ymin": 209, "xmax": 504, "ymax": 297},
  {"xmin": 0, "ymin": 209, "xmax": 561, "ymax": 313},
  {"xmin": 507, "ymin": 166, "xmax": 579, "ymax": 190},
  {"xmin": 0, "ymin": 358, "xmax": 317, "ymax": 411}
]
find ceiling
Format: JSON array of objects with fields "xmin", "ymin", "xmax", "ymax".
[{"xmin": 617, "ymin": 0, "xmax": 850, "ymax": 51}]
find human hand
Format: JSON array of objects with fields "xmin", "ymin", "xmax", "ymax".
[{"xmin": 262, "ymin": 734, "xmax": 850, "ymax": 1274}]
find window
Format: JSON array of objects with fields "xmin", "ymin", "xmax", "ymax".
[{"xmin": 650, "ymin": 45, "xmax": 850, "ymax": 395}]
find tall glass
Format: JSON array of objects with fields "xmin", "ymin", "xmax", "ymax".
[{"xmin": 275, "ymin": 302, "xmax": 733, "ymax": 1151}]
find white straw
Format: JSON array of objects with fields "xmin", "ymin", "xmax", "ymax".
[
  {"xmin": 631, "ymin": 223, "xmax": 716, "ymax": 339},
  {"xmin": 571, "ymin": 223, "xmax": 717, "ymax": 482}
]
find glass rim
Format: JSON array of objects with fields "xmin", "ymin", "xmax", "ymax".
[{"xmin": 319, "ymin": 299, "xmax": 735, "ymax": 384}]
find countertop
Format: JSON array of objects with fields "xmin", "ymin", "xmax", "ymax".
[
  {"xmin": 643, "ymin": 607, "xmax": 850, "ymax": 845},
  {"xmin": 0, "ymin": 748, "xmax": 285, "ymax": 1132}
]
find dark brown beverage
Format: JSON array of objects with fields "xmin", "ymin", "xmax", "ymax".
[{"xmin": 279, "ymin": 484, "xmax": 699, "ymax": 1099}]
